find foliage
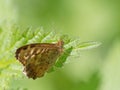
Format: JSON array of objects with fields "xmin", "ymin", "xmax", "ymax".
[{"xmin": 0, "ymin": 23, "xmax": 101, "ymax": 90}]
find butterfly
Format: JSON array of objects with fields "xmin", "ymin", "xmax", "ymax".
[{"xmin": 15, "ymin": 40, "xmax": 64, "ymax": 79}]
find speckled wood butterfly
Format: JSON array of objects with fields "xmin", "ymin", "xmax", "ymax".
[{"xmin": 15, "ymin": 40, "xmax": 64, "ymax": 79}]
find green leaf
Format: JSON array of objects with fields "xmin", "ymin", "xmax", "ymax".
[
  {"xmin": 75, "ymin": 41, "xmax": 101, "ymax": 50},
  {"xmin": 0, "ymin": 22, "xmax": 101, "ymax": 89},
  {"xmin": 55, "ymin": 47, "xmax": 73, "ymax": 67}
]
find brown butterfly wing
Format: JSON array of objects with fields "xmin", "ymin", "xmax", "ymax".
[
  {"xmin": 15, "ymin": 45, "xmax": 32, "ymax": 66},
  {"xmin": 15, "ymin": 41, "xmax": 63, "ymax": 79}
]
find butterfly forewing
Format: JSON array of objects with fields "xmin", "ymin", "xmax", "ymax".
[{"xmin": 15, "ymin": 40, "xmax": 64, "ymax": 79}]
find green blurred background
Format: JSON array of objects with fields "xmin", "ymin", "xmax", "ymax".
[{"xmin": 0, "ymin": 0, "xmax": 120, "ymax": 90}]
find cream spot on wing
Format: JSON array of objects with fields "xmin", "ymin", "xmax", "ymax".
[
  {"xmin": 24, "ymin": 55, "xmax": 29, "ymax": 60},
  {"xmin": 36, "ymin": 49, "xmax": 40, "ymax": 54},
  {"xmin": 31, "ymin": 54, "xmax": 35, "ymax": 58},
  {"xmin": 41, "ymin": 49, "xmax": 44, "ymax": 53},
  {"xmin": 30, "ymin": 48, "xmax": 35, "ymax": 55}
]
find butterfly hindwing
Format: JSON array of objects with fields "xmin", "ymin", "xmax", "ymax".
[{"xmin": 15, "ymin": 40, "xmax": 64, "ymax": 79}]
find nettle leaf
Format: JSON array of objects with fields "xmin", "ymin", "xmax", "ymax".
[
  {"xmin": 75, "ymin": 41, "xmax": 102, "ymax": 50},
  {"xmin": 0, "ymin": 23, "xmax": 101, "ymax": 89},
  {"xmin": 55, "ymin": 47, "xmax": 73, "ymax": 68}
]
